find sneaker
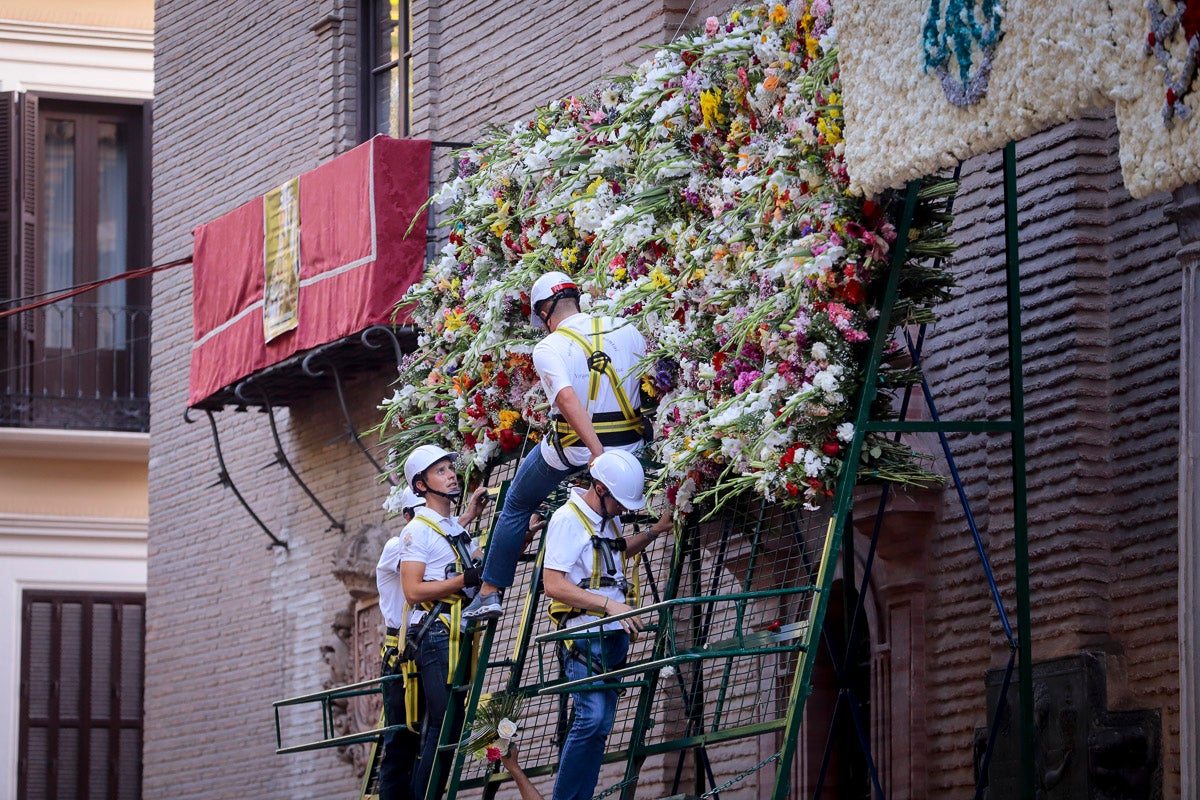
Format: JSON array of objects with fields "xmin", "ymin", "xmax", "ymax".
[{"xmin": 461, "ymin": 591, "xmax": 503, "ymax": 621}]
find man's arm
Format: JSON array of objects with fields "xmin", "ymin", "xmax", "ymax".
[
  {"xmin": 622, "ymin": 511, "xmax": 673, "ymax": 558},
  {"xmin": 401, "ymin": 561, "xmax": 468, "ymax": 604},
  {"xmin": 498, "ymin": 745, "xmax": 545, "ymax": 800}
]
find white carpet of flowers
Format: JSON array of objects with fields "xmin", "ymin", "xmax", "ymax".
[
  {"xmin": 379, "ymin": 1, "xmax": 953, "ymax": 517},
  {"xmin": 836, "ymin": 0, "xmax": 1200, "ymax": 200}
]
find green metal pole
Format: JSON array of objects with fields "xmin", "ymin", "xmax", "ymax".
[
  {"xmin": 1003, "ymin": 140, "xmax": 1036, "ymax": 800},
  {"xmin": 769, "ymin": 181, "xmax": 921, "ymax": 800}
]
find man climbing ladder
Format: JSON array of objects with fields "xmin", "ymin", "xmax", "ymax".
[
  {"xmin": 541, "ymin": 450, "xmax": 665, "ymax": 800},
  {"xmin": 462, "ymin": 271, "xmax": 648, "ymax": 624},
  {"xmin": 398, "ymin": 445, "xmax": 487, "ymax": 798}
]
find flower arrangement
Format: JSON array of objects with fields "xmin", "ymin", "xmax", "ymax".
[
  {"xmin": 463, "ymin": 691, "xmax": 523, "ymax": 763},
  {"xmin": 379, "ymin": 1, "xmax": 957, "ymax": 517}
]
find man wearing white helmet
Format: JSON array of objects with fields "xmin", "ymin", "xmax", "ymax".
[
  {"xmin": 463, "ymin": 271, "xmax": 648, "ymax": 623},
  {"xmin": 541, "ymin": 450, "xmax": 668, "ymax": 800},
  {"xmin": 396, "ymin": 445, "xmax": 488, "ymax": 798},
  {"xmin": 375, "ymin": 486, "xmax": 425, "ymax": 800}
]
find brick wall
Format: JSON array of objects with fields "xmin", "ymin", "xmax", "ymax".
[
  {"xmin": 148, "ymin": 2, "xmax": 740, "ymax": 798},
  {"xmin": 149, "ymin": 1, "xmax": 1183, "ymax": 797},
  {"xmin": 920, "ymin": 107, "xmax": 1180, "ymax": 795}
]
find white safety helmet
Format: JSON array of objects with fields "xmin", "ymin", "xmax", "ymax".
[
  {"xmin": 403, "ymin": 444, "xmax": 456, "ymax": 490},
  {"xmin": 590, "ymin": 449, "xmax": 646, "ymax": 510},
  {"xmin": 399, "ymin": 486, "xmax": 425, "ymax": 516},
  {"xmin": 529, "ymin": 271, "xmax": 580, "ymax": 329}
]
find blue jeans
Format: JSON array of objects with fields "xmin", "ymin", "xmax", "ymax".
[
  {"xmin": 411, "ymin": 624, "xmax": 458, "ymax": 799},
  {"xmin": 480, "ymin": 446, "xmax": 573, "ymax": 588},
  {"xmin": 552, "ymin": 631, "xmax": 630, "ymax": 800}
]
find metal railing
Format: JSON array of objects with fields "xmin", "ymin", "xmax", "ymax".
[{"xmin": 0, "ymin": 302, "xmax": 150, "ymax": 432}]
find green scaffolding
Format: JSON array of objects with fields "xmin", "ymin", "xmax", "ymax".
[{"xmin": 276, "ymin": 153, "xmax": 1036, "ymax": 799}]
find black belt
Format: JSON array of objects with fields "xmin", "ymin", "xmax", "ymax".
[
  {"xmin": 386, "ymin": 626, "xmax": 401, "ymax": 636},
  {"xmin": 577, "ymin": 575, "xmax": 632, "ymax": 593},
  {"xmin": 551, "ymin": 412, "xmax": 644, "ymax": 446}
]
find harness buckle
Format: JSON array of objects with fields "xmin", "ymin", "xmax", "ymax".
[{"xmin": 587, "ymin": 349, "xmax": 612, "ymax": 374}]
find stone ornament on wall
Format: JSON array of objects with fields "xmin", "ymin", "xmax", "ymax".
[{"xmin": 837, "ymin": 0, "xmax": 1200, "ymax": 199}]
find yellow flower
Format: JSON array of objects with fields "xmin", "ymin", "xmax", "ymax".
[
  {"xmin": 561, "ymin": 245, "xmax": 579, "ymax": 266},
  {"xmin": 817, "ymin": 116, "xmax": 842, "ymax": 145},
  {"xmin": 700, "ymin": 89, "xmax": 725, "ymax": 130},
  {"xmin": 444, "ymin": 307, "xmax": 467, "ymax": 331},
  {"xmin": 826, "ymin": 92, "xmax": 842, "ymax": 118},
  {"xmin": 613, "ymin": 266, "xmax": 628, "ymax": 282},
  {"xmin": 497, "ymin": 409, "xmax": 520, "ymax": 430},
  {"xmin": 641, "ymin": 374, "xmax": 659, "ymax": 399},
  {"xmin": 649, "ymin": 268, "xmax": 671, "ymax": 288},
  {"xmin": 770, "ymin": 4, "xmax": 788, "ymax": 25}
]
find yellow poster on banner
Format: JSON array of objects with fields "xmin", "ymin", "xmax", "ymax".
[{"xmin": 263, "ymin": 178, "xmax": 301, "ymax": 342}]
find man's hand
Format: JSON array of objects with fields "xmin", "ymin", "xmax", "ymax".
[
  {"xmin": 459, "ymin": 485, "xmax": 490, "ymax": 525},
  {"xmin": 524, "ymin": 512, "xmax": 547, "ymax": 547},
  {"xmin": 604, "ymin": 599, "xmax": 644, "ymax": 634}
]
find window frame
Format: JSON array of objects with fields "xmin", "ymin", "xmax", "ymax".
[{"xmin": 359, "ymin": 0, "xmax": 412, "ymax": 141}]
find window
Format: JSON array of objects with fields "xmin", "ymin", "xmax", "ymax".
[
  {"xmin": 362, "ymin": 0, "xmax": 411, "ymax": 139},
  {"xmin": 0, "ymin": 94, "xmax": 151, "ymax": 432},
  {"xmin": 17, "ymin": 591, "xmax": 145, "ymax": 800}
]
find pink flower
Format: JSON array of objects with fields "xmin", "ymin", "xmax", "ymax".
[
  {"xmin": 704, "ymin": 16, "xmax": 720, "ymax": 36},
  {"xmin": 733, "ymin": 370, "xmax": 761, "ymax": 393},
  {"xmin": 486, "ymin": 746, "xmax": 502, "ymax": 763}
]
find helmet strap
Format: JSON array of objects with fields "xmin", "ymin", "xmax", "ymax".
[{"xmin": 415, "ymin": 473, "xmax": 462, "ymax": 502}]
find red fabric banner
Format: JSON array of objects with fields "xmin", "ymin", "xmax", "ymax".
[{"xmin": 189, "ymin": 136, "xmax": 431, "ymax": 407}]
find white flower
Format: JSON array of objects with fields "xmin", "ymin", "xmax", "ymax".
[
  {"xmin": 497, "ymin": 718, "xmax": 518, "ymax": 739},
  {"xmin": 836, "ymin": 422, "xmax": 855, "ymax": 442}
]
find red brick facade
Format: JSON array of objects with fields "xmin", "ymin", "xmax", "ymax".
[{"xmin": 147, "ymin": 2, "xmax": 1187, "ymax": 798}]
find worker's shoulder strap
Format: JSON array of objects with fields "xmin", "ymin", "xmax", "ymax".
[
  {"xmin": 552, "ymin": 319, "xmax": 639, "ymax": 422},
  {"xmin": 407, "ymin": 515, "xmax": 472, "ymax": 567}
]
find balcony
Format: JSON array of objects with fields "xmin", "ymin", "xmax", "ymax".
[{"xmin": 1, "ymin": 302, "xmax": 150, "ymax": 433}]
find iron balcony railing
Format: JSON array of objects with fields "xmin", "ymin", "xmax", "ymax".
[{"xmin": 0, "ymin": 302, "xmax": 150, "ymax": 433}]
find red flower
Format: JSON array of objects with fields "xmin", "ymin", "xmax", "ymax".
[
  {"xmin": 843, "ymin": 278, "xmax": 865, "ymax": 304},
  {"xmin": 499, "ymin": 429, "xmax": 522, "ymax": 452},
  {"xmin": 712, "ymin": 351, "xmax": 727, "ymax": 372},
  {"xmin": 786, "ymin": 482, "xmax": 799, "ymax": 496},
  {"xmin": 486, "ymin": 746, "xmax": 502, "ymax": 763},
  {"xmin": 496, "ymin": 371, "xmax": 510, "ymax": 389},
  {"xmin": 822, "ymin": 440, "xmax": 840, "ymax": 456}
]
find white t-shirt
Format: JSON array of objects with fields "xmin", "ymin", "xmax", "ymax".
[
  {"xmin": 399, "ymin": 507, "xmax": 472, "ymax": 625},
  {"xmin": 375, "ymin": 535, "xmax": 407, "ymax": 629},
  {"xmin": 533, "ymin": 312, "xmax": 647, "ymax": 470},
  {"xmin": 543, "ymin": 488, "xmax": 628, "ymax": 632}
]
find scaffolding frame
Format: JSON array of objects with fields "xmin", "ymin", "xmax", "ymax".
[{"xmin": 275, "ymin": 143, "xmax": 1036, "ymax": 799}]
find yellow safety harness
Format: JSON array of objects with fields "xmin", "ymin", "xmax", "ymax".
[
  {"xmin": 546, "ymin": 502, "xmax": 641, "ymax": 633},
  {"xmin": 400, "ymin": 516, "xmax": 474, "ymax": 728},
  {"xmin": 551, "ymin": 318, "xmax": 644, "ymax": 449}
]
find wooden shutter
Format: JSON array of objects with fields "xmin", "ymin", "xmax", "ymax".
[
  {"xmin": 18, "ymin": 591, "xmax": 145, "ymax": 800},
  {"xmin": 0, "ymin": 91, "xmax": 15, "ymax": 303},
  {"xmin": 17, "ymin": 92, "xmax": 37, "ymax": 335}
]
